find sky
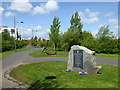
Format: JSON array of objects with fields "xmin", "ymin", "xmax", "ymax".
[{"xmin": 0, "ymin": 0, "xmax": 119, "ymax": 40}]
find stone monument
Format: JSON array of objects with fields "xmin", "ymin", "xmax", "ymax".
[{"xmin": 67, "ymin": 45, "xmax": 102, "ymax": 74}]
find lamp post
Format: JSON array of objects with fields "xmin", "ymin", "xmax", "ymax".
[
  {"xmin": 14, "ymin": 17, "xmax": 23, "ymax": 51},
  {"xmin": 31, "ymin": 26, "xmax": 37, "ymax": 47}
]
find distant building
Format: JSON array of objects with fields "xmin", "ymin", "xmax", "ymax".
[{"xmin": 0, "ymin": 26, "xmax": 21, "ymax": 40}]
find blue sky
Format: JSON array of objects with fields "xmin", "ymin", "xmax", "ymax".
[{"xmin": 1, "ymin": 0, "xmax": 118, "ymax": 40}]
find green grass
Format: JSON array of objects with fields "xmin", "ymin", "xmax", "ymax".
[
  {"xmin": 29, "ymin": 49, "xmax": 118, "ymax": 60},
  {"xmin": 96, "ymin": 53, "xmax": 118, "ymax": 60},
  {"xmin": 0, "ymin": 53, "xmax": 2, "ymax": 60},
  {"xmin": 0, "ymin": 46, "xmax": 33, "ymax": 60},
  {"xmin": 29, "ymin": 49, "xmax": 68, "ymax": 58},
  {"xmin": 10, "ymin": 61, "xmax": 119, "ymax": 88}
]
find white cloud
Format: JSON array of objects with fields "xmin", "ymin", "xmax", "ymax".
[
  {"xmin": 7, "ymin": 0, "xmax": 59, "ymax": 15},
  {"xmin": 79, "ymin": 9, "xmax": 100, "ymax": 24},
  {"xmin": 8, "ymin": 0, "xmax": 33, "ymax": 13},
  {"xmin": 82, "ymin": 17, "xmax": 99, "ymax": 24},
  {"xmin": 5, "ymin": 11, "xmax": 16, "ymax": 17},
  {"xmin": 0, "ymin": 7, "xmax": 4, "ymax": 15},
  {"xmin": 115, "ymin": 25, "xmax": 118, "ymax": 30},
  {"xmin": 104, "ymin": 12, "xmax": 113, "ymax": 17},
  {"xmin": 85, "ymin": 9, "xmax": 100, "ymax": 17},
  {"xmin": 33, "ymin": 0, "xmax": 59, "ymax": 14},
  {"xmin": 114, "ymin": 24, "xmax": 120, "ymax": 31},
  {"xmin": 108, "ymin": 18, "xmax": 118, "ymax": 25},
  {"xmin": 21, "ymin": 26, "xmax": 49, "ymax": 40},
  {"xmin": 45, "ymin": 0, "xmax": 59, "ymax": 12},
  {"xmin": 98, "ymin": 24, "xmax": 104, "ymax": 28},
  {"xmin": 33, "ymin": 6, "xmax": 49, "ymax": 14},
  {"xmin": 78, "ymin": 12, "xmax": 84, "ymax": 17}
]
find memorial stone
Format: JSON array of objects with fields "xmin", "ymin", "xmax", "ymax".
[{"xmin": 67, "ymin": 45, "xmax": 102, "ymax": 74}]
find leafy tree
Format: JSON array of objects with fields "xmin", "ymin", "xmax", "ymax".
[
  {"xmin": 62, "ymin": 12, "xmax": 83, "ymax": 51},
  {"xmin": 95, "ymin": 25, "xmax": 117, "ymax": 53},
  {"xmin": 33, "ymin": 36, "xmax": 38, "ymax": 46},
  {"xmin": 81, "ymin": 31, "xmax": 95, "ymax": 50},
  {"xmin": 2, "ymin": 29, "xmax": 27, "ymax": 52},
  {"xmin": 96, "ymin": 25, "xmax": 115, "ymax": 42},
  {"xmin": 2, "ymin": 29, "xmax": 11, "ymax": 40},
  {"xmin": 49, "ymin": 17, "xmax": 61, "ymax": 50}
]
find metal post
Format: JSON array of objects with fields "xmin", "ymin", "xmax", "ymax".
[
  {"xmin": 32, "ymin": 29, "xmax": 33, "ymax": 46},
  {"xmin": 14, "ymin": 17, "xmax": 16, "ymax": 52}
]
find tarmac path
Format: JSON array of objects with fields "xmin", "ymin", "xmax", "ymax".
[{"xmin": 1, "ymin": 48, "xmax": 118, "ymax": 89}]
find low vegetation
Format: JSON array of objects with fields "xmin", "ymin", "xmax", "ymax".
[
  {"xmin": 29, "ymin": 49, "xmax": 68, "ymax": 58},
  {"xmin": 0, "ymin": 30, "xmax": 28, "ymax": 52},
  {"xmin": 10, "ymin": 61, "xmax": 118, "ymax": 88},
  {"xmin": 29, "ymin": 49, "xmax": 118, "ymax": 59},
  {"xmin": 96, "ymin": 53, "xmax": 118, "ymax": 60}
]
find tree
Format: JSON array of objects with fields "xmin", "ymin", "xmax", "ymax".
[
  {"xmin": 49, "ymin": 17, "xmax": 61, "ymax": 50},
  {"xmin": 96, "ymin": 25, "xmax": 115, "ymax": 42},
  {"xmin": 2, "ymin": 29, "xmax": 27, "ymax": 52},
  {"xmin": 81, "ymin": 31, "xmax": 95, "ymax": 50},
  {"xmin": 2, "ymin": 29, "xmax": 11, "ymax": 40},
  {"xmin": 95, "ymin": 25, "xmax": 117, "ymax": 53},
  {"xmin": 62, "ymin": 12, "xmax": 83, "ymax": 51}
]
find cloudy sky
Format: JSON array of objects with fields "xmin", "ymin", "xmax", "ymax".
[{"xmin": 1, "ymin": 0, "xmax": 119, "ymax": 40}]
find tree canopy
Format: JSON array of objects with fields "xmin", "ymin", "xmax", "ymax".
[{"xmin": 49, "ymin": 17, "xmax": 61, "ymax": 50}]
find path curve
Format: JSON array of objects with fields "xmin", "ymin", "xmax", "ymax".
[{"xmin": 2, "ymin": 48, "xmax": 118, "ymax": 88}]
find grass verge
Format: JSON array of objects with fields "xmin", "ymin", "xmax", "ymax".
[
  {"xmin": 0, "ymin": 46, "xmax": 33, "ymax": 60},
  {"xmin": 29, "ymin": 49, "xmax": 118, "ymax": 59},
  {"xmin": 10, "ymin": 61, "xmax": 118, "ymax": 88},
  {"xmin": 96, "ymin": 53, "xmax": 118, "ymax": 60},
  {"xmin": 29, "ymin": 49, "xmax": 68, "ymax": 58}
]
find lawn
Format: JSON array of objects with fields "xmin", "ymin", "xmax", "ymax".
[
  {"xmin": 0, "ymin": 46, "xmax": 33, "ymax": 60},
  {"xmin": 29, "ymin": 49, "xmax": 118, "ymax": 59},
  {"xmin": 29, "ymin": 49, "xmax": 68, "ymax": 58},
  {"xmin": 0, "ymin": 53, "xmax": 2, "ymax": 60},
  {"xmin": 10, "ymin": 61, "xmax": 119, "ymax": 88},
  {"xmin": 96, "ymin": 53, "xmax": 118, "ymax": 60}
]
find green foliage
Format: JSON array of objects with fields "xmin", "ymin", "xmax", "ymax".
[
  {"xmin": 95, "ymin": 25, "xmax": 118, "ymax": 54},
  {"xmin": 29, "ymin": 49, "xmax": 68, "ymax": 58},
  {"xmin": 37, "ymin": 39, "xmax": 48, "ymax": 47},
  {"xmin": 96, "ymin": 25, "xmax": 115, "ymax": 42},
  {"xmin": 49, "ymin": 17, "xmax": 61, "ymax": 50},
  {"xmin": 2, "ymin": 29, "xmax": 27, "ymax": 52},
  {"xmin": 81, "ymin": 31, "xmax": 95, "ymax": 50},
  {"xmin": 62, "ymin": 12, "xmax": 83, "ymax": 51}
]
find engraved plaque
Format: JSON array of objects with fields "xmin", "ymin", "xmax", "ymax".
[{"xmin": 73, "ymin": 50, "xmax": 83, "ymax": 69}]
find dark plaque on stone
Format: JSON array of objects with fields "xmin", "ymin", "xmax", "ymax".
[{"xmin": 73, "ymin": 50, "xmax": 83, "ymax": 69}]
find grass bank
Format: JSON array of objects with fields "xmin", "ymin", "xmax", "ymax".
[
  {"xmin": 0, "ymin": 46, "xmax": 33, "ymax": 60},
  {"xmin": 29, "ymin": 49, "xmax": 68, "ymax": 58},
  {"xmin": 29, "ymin": 49, "xmax": 118, "ymax": 59},
  {"xmin": 10, "ymin": 61, "xmax": 118, "ymax": 88},
  {"xmin": 96, "ymin": 53, "xmax": 118, "ymax": 60}
]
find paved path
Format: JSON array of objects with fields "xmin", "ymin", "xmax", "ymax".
[{"xmin": 1, "ymin": 48, "xmax": 118, "ymax": 88}]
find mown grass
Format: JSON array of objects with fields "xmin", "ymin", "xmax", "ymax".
[
  {"xmin": 29, "ymin": 49, "xmax": 118, "ymax": 60},
  {"xmin": 96, "ymin": 53, "xmax": 118, "ymax": 60},
  {"xmin": 10, "ymin": 61, "xmax": 119, "ymax": 88},
  {"xmin": 0, "ymin": 46, "xmax": 33, "ymax": 60},
  {"xmin": 29, "ymin": 49, "xmax": 68, "ymax": 58}
]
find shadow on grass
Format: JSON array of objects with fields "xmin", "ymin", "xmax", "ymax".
[{"xmin": 27, "ymin": 76, "xmax": 59, "ymax": 90}]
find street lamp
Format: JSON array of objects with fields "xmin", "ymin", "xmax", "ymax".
[
  {"xmin": 31, "ymin": 26, "xmax": 37, "ymax": 47},
  {"xmin": 14, "ymin": 17, "xmax": 23, "ymax": 51}
]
